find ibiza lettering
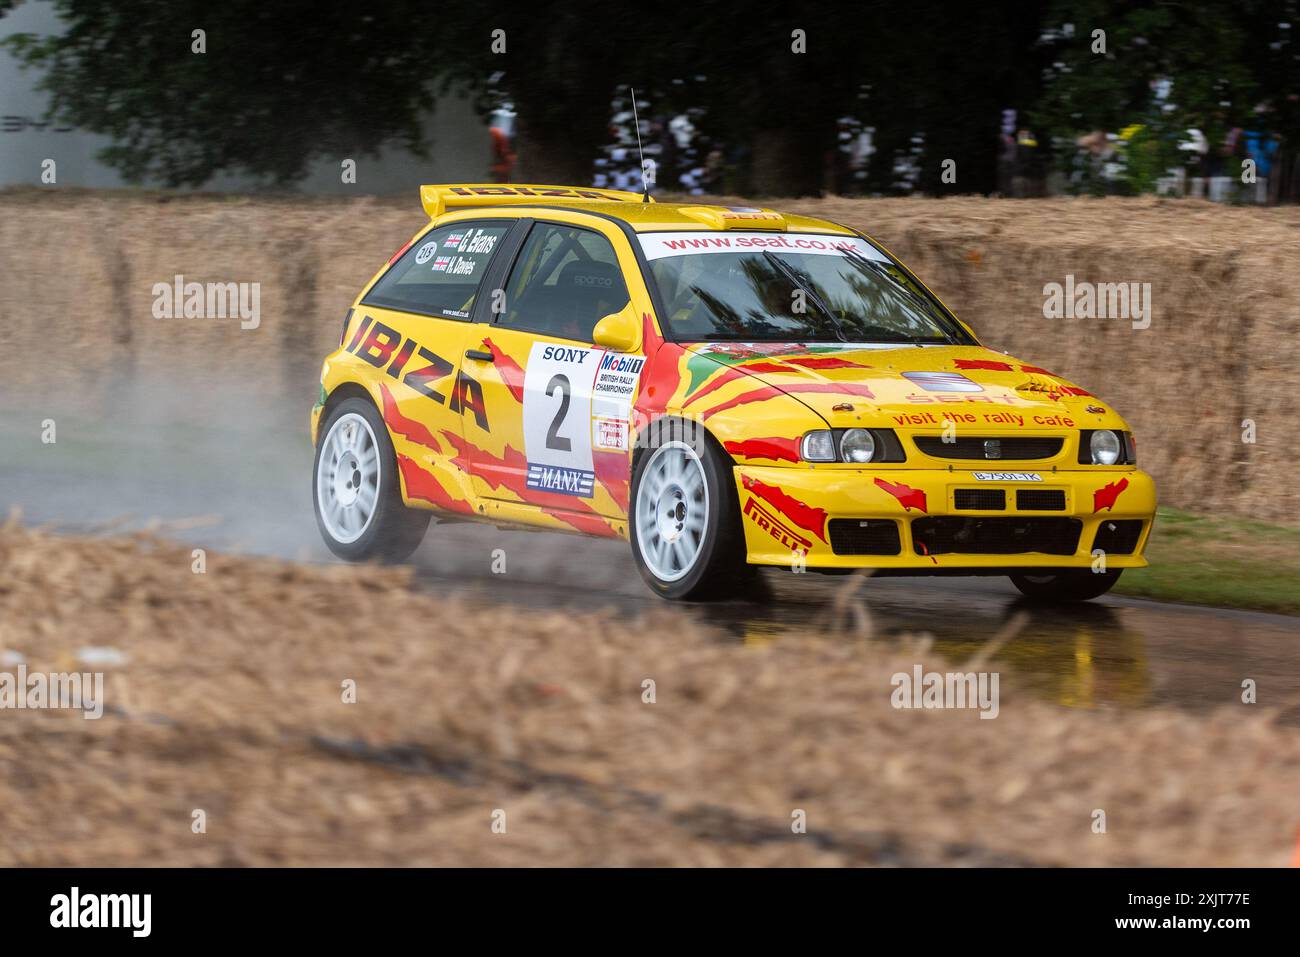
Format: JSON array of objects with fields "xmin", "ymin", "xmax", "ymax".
[{"xmin": 344, "ymin": 316, "xmax": 488, "ymax": 431}]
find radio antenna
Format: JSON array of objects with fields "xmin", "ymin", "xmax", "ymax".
[{"xmin": 630, "ymin": 87, "xmax": 651, "ymax": 202}]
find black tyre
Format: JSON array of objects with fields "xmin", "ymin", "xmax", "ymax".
[
  {"xmin": 312, "ymin": 397, "xmax": 430, "ymax": 563},
  {"xmin": 1009, "ymin": 569, "xmax": 1122, "ymax": 602},
  {"xmin": 629, "ymin": 419, "xmax": 755, "ymax": 601}
]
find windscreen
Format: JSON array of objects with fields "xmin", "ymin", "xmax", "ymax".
[{"xmin": 638, "ymin": 231, "xmax": 971, "ymax": 344}]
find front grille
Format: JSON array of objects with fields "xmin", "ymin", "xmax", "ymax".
[
  {"xmin": 913, "ymin": 436, "xmax": 1064, "ymax": 460},
  {"xmin": 912, "ymin": 517, "xmax": 1082, "ymax": 556},
  {"xmin": 829, "ymin": 519, "xmax": 901, "ymax": 555},
  {"xmin": 954, "ymin": 488, "xmax": 1005, "ymax": 510},
  {"xmin": 1093, "ymin": 519, "xmax": 1144, "ymax": 555},
  {"xmin": 1016, "ymin": 488, "xmax": 1066, "ymax": 511}
]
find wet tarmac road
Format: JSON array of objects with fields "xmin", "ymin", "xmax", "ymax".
[
  {"xmin": 5, "ymin": 396, "xmax": 1298, "ymax": 715},
  {"xmin": 414, "ymin": 521, "xmax": 1300, "ymax": 714}
]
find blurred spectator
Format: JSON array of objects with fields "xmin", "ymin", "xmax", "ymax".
[
  {"xmin": 996, "ymin": 109, "xmax": 1020, "ymax": 196},
  {"xmin": 1011, "ymin": 128, "xmax": 1045, "ymax": 197},
  {"xmin": 1070, "ymin": 130, "xmax": 1117, "ymax": 196},
  {"xmin": 489, "ymin": 108, "xmax": 516, "ymax": 183},
  {"xmin": 1242, "ymin": 127, "xmax": 1279, "ymax": 203},
  {"xmin": 489, "ymin": 127, "xmax": 515, "ymax": 183}
]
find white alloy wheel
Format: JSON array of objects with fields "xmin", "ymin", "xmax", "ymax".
[
  {"xmin": 315, "ymin": 411, "xmax": 381, "ymax": 544},
  {"xmin": 634, "ymin": 440, "xmax": 710, "ymax": 583}
]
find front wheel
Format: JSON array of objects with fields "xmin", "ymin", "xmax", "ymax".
[
  {"xmin": 1009, "ymin": 569, "xmax": 1122, "ymax": 602},
  {"xmin": 629, "ymin": 423, "xmax": 754, "ymax": 601},
  {"xmin": 313, "ymin": 397, "xmax": 429, "ymax": 563}
]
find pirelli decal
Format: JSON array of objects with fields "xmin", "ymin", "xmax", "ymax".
[{"xmin": 743, "ymin": 496, "xmax": 813, "ymax": 551}]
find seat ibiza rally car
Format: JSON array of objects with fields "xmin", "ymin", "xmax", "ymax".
[{"xmin": 311, "ymin": 184, "xmax": 1156, "ymax": 601}]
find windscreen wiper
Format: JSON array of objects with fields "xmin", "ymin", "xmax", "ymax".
[
  {"xmin": 762, "ymin": 250, "xmax": 846, "ymax": 341},
  {"xmin": 839, "ymin": 246, "xmax": 959, "ymax": 344}
]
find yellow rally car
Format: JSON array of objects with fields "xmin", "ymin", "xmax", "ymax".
[{"xmin": 311, "ymin": 184, "xmax": 1156, "ymax": 602}]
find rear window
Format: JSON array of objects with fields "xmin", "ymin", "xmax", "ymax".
[{"xmin": 363, "ymin": 222, "xmax": 510, "ymax": 320}]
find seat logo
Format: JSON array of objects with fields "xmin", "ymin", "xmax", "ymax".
[{"xmin": 983, "ymin": 439, "xmax": 1002, "ymax": 459}]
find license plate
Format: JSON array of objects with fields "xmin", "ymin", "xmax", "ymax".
[{"xmin": 971, "ymin": 471, "xmax": 1043, "ymax": 482}]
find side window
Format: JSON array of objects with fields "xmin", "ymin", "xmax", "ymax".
[
  {"xmin": 363, "ymin": 221, "xmax": 510, "ymax": 320},
  {"xmin": 497, "ymin": 223, "xmax": 630, "ymax": 342}
]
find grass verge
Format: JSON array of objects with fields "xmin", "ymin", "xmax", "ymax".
[{"xmin": 1115, "ymin": 507, "xmax": 1300, "ymax": 616}]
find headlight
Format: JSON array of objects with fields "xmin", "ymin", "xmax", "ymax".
[
  {"xmin": 800, "ymin": 430, "xmax": 838, "ymax": 462},
  {"xmin": 1090, "ymin": 429, "xmax": 1123, "ymax": 465},
  {"xmin": 840, "ymin": 428, "xmax": 876, "ymax": 463},
  {"xmin": 799, "ymin": 429, "xmax": 906, "ymax": 463}
]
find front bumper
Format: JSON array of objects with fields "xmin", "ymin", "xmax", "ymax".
[{"xmin": 734, "ymin": 464, "xmax": 1156, "ymax": 571}]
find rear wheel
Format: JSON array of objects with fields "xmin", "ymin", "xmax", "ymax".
[
  {"xmin": 313, "ymin": 397, "xmax": 429, "ymax": 563},
  {"xmin": 1009, "ymin": 569, "xmax": 1122, "ymax": 602},
  {"xmin": 630, "ymin": 422, "xmax": 754, "ymax": 601}
]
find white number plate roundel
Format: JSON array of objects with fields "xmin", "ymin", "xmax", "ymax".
[{"xmin": 521, "ymin": 342, "xmax": 645, "ymax": 498}]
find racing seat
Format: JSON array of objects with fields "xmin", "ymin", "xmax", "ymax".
[{"xmin": 544, "ymin": 259, "xmax": 629, "ymax": 342}]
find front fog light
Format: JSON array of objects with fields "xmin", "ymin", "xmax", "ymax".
[
  {"xmin": 840, "ymin": 428, "xmax": 876, "ymax": 463},
  {"xmin": 1091, "ymin": 429, "xmax": 1122, "ymax": 465},
  {"xmin": 801, "ymin": 430, "xmax": 837, "ymax": 462}
]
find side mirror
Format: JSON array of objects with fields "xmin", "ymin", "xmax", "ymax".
[{"xmin": 592, "ymin": 306, "xmax": 641, "ymax": 353}]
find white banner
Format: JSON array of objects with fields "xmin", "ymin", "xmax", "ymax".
[{"xmin": 639, "ymin": 231, "xmax": 890, "ymax": 262}]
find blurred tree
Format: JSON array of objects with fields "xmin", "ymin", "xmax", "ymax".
[
  {"xmin": 2, "ymin": 1, "xmax": 673, "ymax": 187},
  {"xmin": 1029, "ymin": 0, "xmax": 1264, "ymax": 190},
  {"xmin": 8, "ymin": 0, "xmax": 1285, "ymax": 197},
  {"xmin": 3, "ymin": 1, "xmax": 444, "ymax": 186},
  {"xmin": 661, "ymin": 4, "xmax": 866, "ymax": 196},
  {"xmin": 863, "ymin": 2, "xmax": 1049, "ymax": 195},
  {"xmin": 430, "ymin": 7, "xmax": 650, "ymax": 186},
  {"xmin": 1240, "ymin": 0, "xmax": 1300, "ymax": 200},
  {"xmin": 3, "ymin": 0, "xmax": 1052, "ymax": 194}
]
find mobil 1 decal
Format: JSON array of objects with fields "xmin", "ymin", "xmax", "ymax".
[
  {"xmin": 590, "ymin": 351, "xmax": 644, "ymax": 451},
  {"xmin": 522, "ymin": 342, "xmax": 646, "ymax": 498}
]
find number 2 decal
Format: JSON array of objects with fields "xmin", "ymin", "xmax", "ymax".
[
  {"xmin": 522, "ymin": 342, "xmax": 645, "ymax": 502},
  {"xmin": 544, "ymin": 374, "xmax": 572, "ymax": 451}
]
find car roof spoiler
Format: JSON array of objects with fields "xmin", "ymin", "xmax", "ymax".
[{"xmin": 420, "ymin": 184, "xmax": 651, "ymax": 219}]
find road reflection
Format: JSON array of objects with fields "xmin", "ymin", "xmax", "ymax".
[
  {"xmin": 693, "ymin": 576, "xmax": 1153, "ymax": 709},
  {"xmin": 415, "ymin": 529, "xmax": 1298, "ymax": 715}
]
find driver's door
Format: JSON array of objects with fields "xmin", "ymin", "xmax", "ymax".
[{"xmin": 462, "ymin": 218, "xmax": 646, "ymax": 525}]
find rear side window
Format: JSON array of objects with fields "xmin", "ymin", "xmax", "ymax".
[{"xmin": 363, "ymin": 222, "xmax": 510, "ymax": 320}]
